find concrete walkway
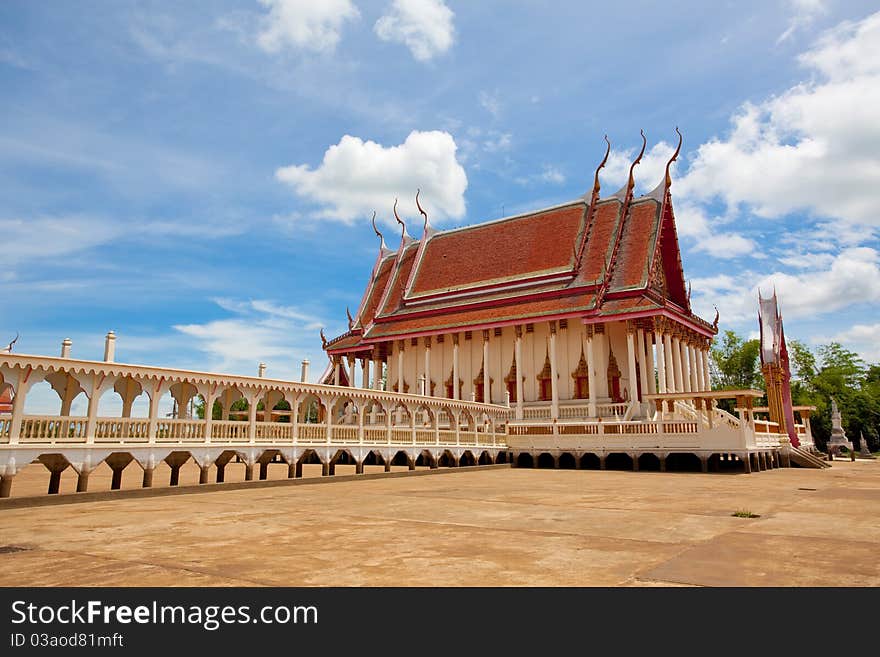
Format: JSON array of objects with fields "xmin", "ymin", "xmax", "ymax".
[{"xmin": 0, "ymin": 460, "xmax": 877, "ymax": 586}]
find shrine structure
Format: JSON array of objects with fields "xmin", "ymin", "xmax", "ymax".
[{"xmin": 324, "ymin": 131, "xmax": 715, "ymax": 418}]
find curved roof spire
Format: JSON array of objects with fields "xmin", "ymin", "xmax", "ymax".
[
  {"xmin": 627, "ymin": 129, "xmax": 647, "ymax": 193},
  {"xmin": 370, "ymin": 210, "xmax": 387, "ymax": 251},
  {"xmin": 320, "ymin": 328, "xmax": 328, "ymax": 349},
  {"xmin": 346, "ymin": 306, "xmax": 354, "ymax": 330},
  {"xmin": 416, "ymin": 188, "xmax": 429, "ymax": 232},
  {"xmin": 393, "ymin": 198, "xmax": 409, "ymax": 240},
  {"xmin": 665, "ymin": 126, "xmax": 682, "ymax": 188},
  {"xmin": 590, "ymin": 135, "xmax": 611, "ymax": 199}
]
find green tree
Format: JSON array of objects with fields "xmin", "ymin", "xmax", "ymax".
[{"xmin": 710, "ymin": 330, "xmax": 763, "ymax": 390}]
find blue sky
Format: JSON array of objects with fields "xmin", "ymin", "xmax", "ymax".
[{"xmin": 2, "ymin": 0, "xmax": 880, "ymax": 396}]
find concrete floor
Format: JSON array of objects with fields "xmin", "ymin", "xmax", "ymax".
[{"xmin": 0, "ymin": 459, "xmax": 878, "ymax": 586}]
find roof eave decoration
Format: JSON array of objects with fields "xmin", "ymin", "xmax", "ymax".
[
  {"xmin": 394, "ymin": 198, "xmax": 414, "ymax": 247},
  {"xmin": 575, "ymin": 135, "xmax": 611, "ymax": 269},
  {"xmin": 610, "ymin": 129, "xmax": 646, "ymax": 202},
  {"xmin": 416, "ymin": 188, "xmax": 434, "ymax": 238},
  {"xmin": 646, "ymin": 126, "xmax": 682, "ymax": 203},
  {"xmin": 402, "ymin": 189, "xmax": 440, "ymax": 301},
  {"xmin": 371, "ymin": 210, "xmax": 393, "ymax": 257},
  {"xmin": 600, "ymin": 130, "xmax": 645, "ymax": 307}
]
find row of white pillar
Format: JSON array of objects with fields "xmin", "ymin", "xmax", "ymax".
[{"xmin": 332, "ymin": 321, "xmax": 712, "ymax": 419}]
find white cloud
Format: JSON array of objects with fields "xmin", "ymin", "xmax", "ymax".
[
  {"xmin": 691, "ymin": 247, "xmax": 880, "ymax": 325},
  {"xmin": 479, "ymin": 90, "xmax": 502, "ymax": 118},
  {"xmin": 678, "ymin": 11, "xmax": 880, "ymax": 228},
  {"xmin": 515, "ymin": 165, "xmax": 567, "ymax": 187},
  {"xmin": 275, "ymin": 130, "xmax": 468, "ymax": 224},
  {"xmin": 601, "ymin": 139, "xmax": 677, "ymax": 193},
  {"xmin": 540, "ymin": 166, "xmax": 566, "ymax": 185},
  {"xmin": 482, "ymin": 132, "xmax": 512, "ymax": 153},
  {"xmin": 813, "ymin": 322, "xmax": 880, "ymax": 362},
  {"xmin": 375, "ymin": 0, "xmax": 455, "ymax": 61},
  {"xmin": 174, "ymin": 298, "xmax": 340, "ymax": 380},
  {"xmin": 0, "ymin": 216, "xmax": 123, "ymax": 266},
  {"xmin": 256, "ymin": 0, "xmax": 360, "ymax": 54},
  {"xmin": 673, "ymin": 202, "xmax": 757, "ymax": 260},
  {"xmin": 594, "ymin": 138, "xmax": 756, "ymax": 258},
  {"xmin": 777, "ymin": 0, "xmax": 827, "ymax": 44}
]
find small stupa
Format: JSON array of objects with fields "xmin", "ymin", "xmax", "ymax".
[
  {"xmin": 859, "ymin": 432, "xmax": 875, "ymax": 459},
  {"xmin": 826, "ymin": 398, "xmax": 852, "ymax": 457}
]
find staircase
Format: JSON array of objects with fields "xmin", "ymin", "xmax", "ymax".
[{"xmin": 790, "ymin": 446, "xmax": 831, "ymax": 469}]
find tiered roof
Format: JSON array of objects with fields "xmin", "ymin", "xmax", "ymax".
[{"xmin": 324, "ymin": 131, "xmax": 716, "ymax": 356}]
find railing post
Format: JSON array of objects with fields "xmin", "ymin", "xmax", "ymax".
[
  {"xmin": 325, "ymin": 398, "xmax": 333, "ymax": 445},
  {"xmin": 411, "ymin": 407, "xmax": 417, "ymax": 445},
  {"xmin": 148, "ymin": 382, "xmax": 161, "ymax": 444},
  {"xmin": 204, "ymin": 392, "xmax": 216, "ymax": 444},
  {"xmin": 8, "ymin": 371, "xmax": 29, "ymax": 446},
  {"xmin": 385, "ymin": 407, "xmax": 392, "ymax": 445},
  {"xmin": 248, "ymin": 393, "xmax": 257, "ymax": 445},
  {"xmin": 358, "ymin": 403, "xmax": 364, "ymax": 445},
  {"xmin": 291, "ymin": 400, "xmax": 300, "ymax": 445}
]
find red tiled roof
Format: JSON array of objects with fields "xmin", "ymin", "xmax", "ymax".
[
  {"xmin": 609, "ymin": 199, "xmax": 661, "ymax": 291},
  {"xmin": 376, "ymin": 244, "xmax": 419, "ymax": 316},
  {"xmin": 575, "ymin": 200, "xmax": 623, "ymax": 285},
  {"xmin": 367, "ymin": 292, "xmax": 596, "ymax": 338},
  {"xmin": 325, "ymin": 332, "xmax": 371, "ymax": 353},
  {"xmin": 356, "ymin": 256, "xmax": 395, "ymax": 327},
  {"xmin": 597, "ymin": 296, "xmax": 661, "ymax": 316},
  {"xmin": 408, "ymin": 202, "xmax": 586, "ymax": 297},
  {"xmin": 325, "ymin": 188, "xmax": 713, "ymax": 350}
]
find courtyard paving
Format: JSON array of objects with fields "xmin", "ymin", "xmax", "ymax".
[{"xmin": 0, "ymin": 459, "xmax": 877, "ymax": 586}]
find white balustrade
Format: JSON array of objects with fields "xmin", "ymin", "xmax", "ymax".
[
  {"xmin": 20, "ymin": 416, "xmax": 88, "ymax": 443},
  {"xmin": 155, "ymin": 419, "xmax": 204, "ymax": 442},
  {"xmin": 255, "ymin": 422, "xmax": 294, "ymax": 441},
  {"xmin": 296, "ymin": 424, "xmax": 326, "ymax": 443}
]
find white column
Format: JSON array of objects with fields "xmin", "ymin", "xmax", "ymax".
[
  {"xmin": 424, "ymin": 337, "xmax": 431, "ymax": 397},
  {"xmin": 680, "ymin": 340, "xmax": 691, "ymax": 393},
  {"xmin": 586, "ymin": 327, "xmax": 597, "ymax": 417},
  {"xmin": 702, "ymin": 348, "xmax": 711, "ymax": 389},
  {"xmin": 348, "ymin": 356, "xmax": 357, "ymax": 389},
  {"xmin": 515, "ymin": 326, "xmax": 523, "ymax": 420},
  {"xmin": 688, "ymin": 341, "xmax": 699, "ymax": 391},
  {"xmin": 397, "ymin": 341, "xmax": 405, "ymax": 393},
  {"xmin": 655, "ymin": 328, "xmax": 666, "ymax": 394},
  {"xmin": 549, "ymin": 322, "xmax": 558, "ymax": 419},
  {"xmin": 671, "ymin": 334, "xmax": 683, "ymax": 393},
  {"xmin": 372, "ymin": 357, "xmax": 380, "ymax": 390},
  {"xmin": 333, "ymin": 358, "xmax": 340, "ymax": 386},
  {"xmin": 8, "ymin": 371, "xmax": 30, "ymax": 445},
  {"xmin": 482, "ymin": 331, "xmax": 491, "ymax": 404},
  {"xmin": 637, "ymin": 328, "xmax": 649, "ymax": 401},
  {"xmin": 85, "ymin": 378, "xmax": 100, "ymax": 446},
  {"xmin": 683, "ymin": 340, "xmax": 691, "ymax": 393},
  {"xmin": 204, "ymin": 392, "xmax": 216, "ymax": 442},
  {"xmin": 625, "ymin": 324, "xmax": 639, "ymax": 403},
  {"xmin": 452, "ymin": 334, "xmax": 460, "ymax": 400},
  {"xmin": 645, "ymin": 331, "xmax": 656, "ymax": 395},
  {"xmin": 663, "ymin": 333, "xmax": 675, "ymax": 393},
  {"xmin": 674, "ymin": 339, "xmax": 685, "ymax": 393},
  {"xmin": 248, "ymin": 394, "xmax": 258, "ymax": 444},
  {"xmin": 657, "ymin": 331, "xmax": 672, "ymax": 394},
  {"xmin": 147, "ymin": 383, "xmax": 161, "ymax": 444},
  {"xmin": 694, "ymin": 344, "xmax": 705, "ymax": 391}
]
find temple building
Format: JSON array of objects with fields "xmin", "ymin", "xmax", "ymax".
[{"xmin": 323, "ymin": 131, "xmax": 718, "ymax": 422}]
